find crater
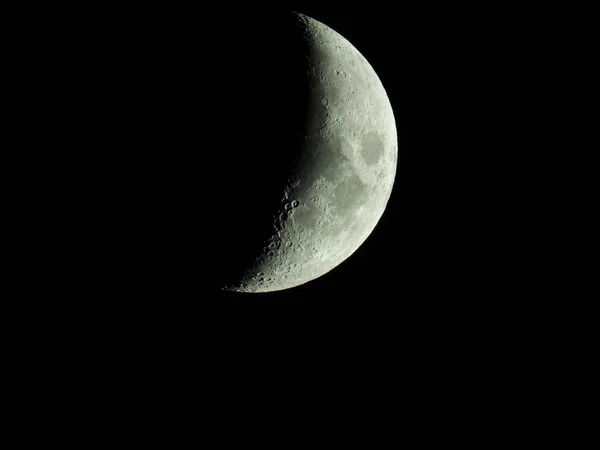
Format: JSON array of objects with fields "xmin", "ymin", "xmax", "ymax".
[{"xmin": 292, "ymin": 202, "xmax": 321, "ymax": 231}]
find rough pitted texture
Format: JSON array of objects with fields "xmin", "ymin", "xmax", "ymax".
[{"xmin": 224, "ymin": 13, "xmax": 397, "ymax": 293}]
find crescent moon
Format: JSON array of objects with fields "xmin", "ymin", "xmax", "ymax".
[{"xmin": 223, "ymin": 12, "xmax": 398, "ymax": 293}]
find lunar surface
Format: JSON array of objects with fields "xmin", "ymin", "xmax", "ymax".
[{"xmin": 221, "ymin": 12, "xmax": 397, "ymax": 293}]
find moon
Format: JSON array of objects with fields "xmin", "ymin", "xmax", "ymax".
[{"xmin": 222, "ymin": 12, "xmax": 397, "ymax": 293}]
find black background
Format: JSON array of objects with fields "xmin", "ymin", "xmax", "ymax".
[
  {"xmin": 201, "ymin": 6, "xmax": 533, "ymax": 351},
  {"xmin": 11, "ymin": 4, "xmax": 578, "ymax": 432},
  {"xmin": 15, "ymin": 4, "xmax": 571, "ymax": 430},
  {"xmin": 41, "ymin": 5, "xmax": 529, "ymax": 346},
  {"xmin": 181, "ymin": 5, "xmax": 525, "ymax": 353}
]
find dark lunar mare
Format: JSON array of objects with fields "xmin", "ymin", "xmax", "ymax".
[{"xmin": 82, "ymin": 11, "xmax": 312, "ymax": 295}]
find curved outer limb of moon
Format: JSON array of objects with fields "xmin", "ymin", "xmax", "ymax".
[{"xmin": 224, "ymin": 13, "xmax": 398, "ymax": 293}]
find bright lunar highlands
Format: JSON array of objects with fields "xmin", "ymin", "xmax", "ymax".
[{"xmin": 223, "ymin": 12, "xmax": 397, "ymax": 293}]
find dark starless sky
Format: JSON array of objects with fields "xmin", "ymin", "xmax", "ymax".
[
  {"xmin": 27, "ymin": 4, "xmax": 560, "ymax": 406},
  {"xmin": 82, "ymin": 6, "xmax": 512, "ymax": 326},
  {"xmin": 187, "ymin": 6, "xmax": 529, "ymax": 361},
  {"xmin": 203, "ymin": 7, "xmax": 535, "ymax": 362},
  {"xmin": 26, "ymin": 7, "xmax": 564, "ymax": 418},
  {"xmin": 21, "ymin": 7, "xmax": 556, "ymax": 404}
]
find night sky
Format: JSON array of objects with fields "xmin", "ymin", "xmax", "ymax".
[
  {"xmin": 22, "ymin": 5, "xmax": 557, "ymax": 422},
  {"xmin": 203, "ymin": 5, "xmax": 523, "ymax": 372},
  {"xmin": 69, "ymin": 6, "xmax": 515, "ymax": 333}
]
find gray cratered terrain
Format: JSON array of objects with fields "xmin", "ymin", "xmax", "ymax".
[{"xmin": 222, "ymin": 12, "xmax": 397, "ymax": 293}]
